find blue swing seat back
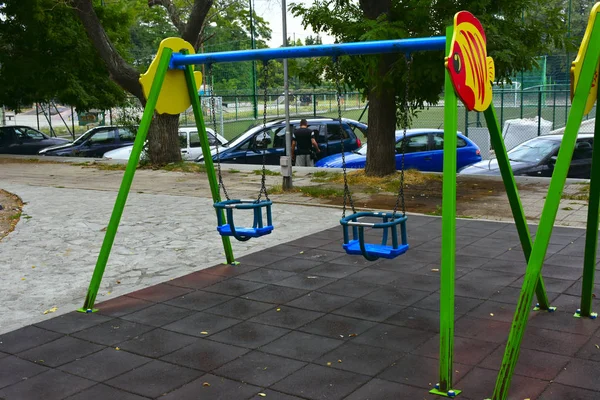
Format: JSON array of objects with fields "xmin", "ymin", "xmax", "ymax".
[
  {"xmin": 340, "ymin": 211, "xmax": 409, "ymax": 261},
  {"xmin": 215, "ymin": 199, "xmax": 273, "ymax": 241}
]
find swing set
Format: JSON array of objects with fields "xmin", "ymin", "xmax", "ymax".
[{"xmin": 78, "ymin": 4, "xmax": 600, "ymax": 399}]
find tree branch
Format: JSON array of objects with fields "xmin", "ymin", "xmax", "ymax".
[
  {"xmin": 148, "ymin": 0, "xmax": 187, "ymax": 35},
  {"xmin": 183, "ymin": 0, "xmax": 214, "ymax": 50},
  {"xmin": 70, "ymin": 0, "xmax": 145, "ymax": 102}
]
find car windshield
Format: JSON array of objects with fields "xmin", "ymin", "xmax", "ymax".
[
  {"xmin": 507, "ymin": 138, "xmax": 560, "ymax": 162},
  {"xmin": 72, "ymin": 128, "xmax": 103, "ymax": 145},
  {"xmin": 356, "ymin": 143, "xmax": 368, "ymax": 155}
]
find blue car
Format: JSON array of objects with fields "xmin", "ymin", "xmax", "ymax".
[{"xmin": 316, "ymin": 129, "xmax": 481, "ymax": 172}]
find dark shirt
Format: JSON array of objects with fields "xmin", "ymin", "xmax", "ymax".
[{"xmin": 293, "ymin": 127, "xmax": 314, "ymax": 155}]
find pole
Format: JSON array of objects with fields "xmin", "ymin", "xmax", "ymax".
[
  {"xmin": 249, "ymin": 0, "xmax": 258, "ymax": 120},
  {"xmin": 79, "ymin": 47, "xmax": 173, "ymax": 312},
  {"xmin": 282, "ymin": 0, "xmax": 293, "ymax": 190}
]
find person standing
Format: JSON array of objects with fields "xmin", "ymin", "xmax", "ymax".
[{"xmin": 291, "ymin": 119, "xmax": 320, "ymax": 166}]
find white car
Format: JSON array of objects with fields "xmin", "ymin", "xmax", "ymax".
[{"xmin": 103, "ymin": 127, "xmax": 227, "ymax": 161}]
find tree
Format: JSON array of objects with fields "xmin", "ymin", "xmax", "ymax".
[
  {"xmin": 0, "ymin": 0, "xmax": 129, "ymax": 112},
  {"xmin": 291, "ymin": 0, "xmax": 567, "ymax": 176}
]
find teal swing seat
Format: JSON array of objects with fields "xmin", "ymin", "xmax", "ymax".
[
  {"xmin": 215, "ymin": 199, "xmax": 273, "ymax": 241},
  {"xmin": 341, "ymin": 211, "xmax": 409, "ymax": 261}
]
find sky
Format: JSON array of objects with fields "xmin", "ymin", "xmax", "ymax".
[{"xmin": 252, "ymin": 0, "xmax": 334, "ymax": 48}]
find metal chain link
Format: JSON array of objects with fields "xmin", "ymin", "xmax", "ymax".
[
  {"xmin": 393, "ymin": 53, "xmax": 413, "ymax": 217},
  {"xmin": 256, "ymin": 60, "xmax": 270, "ymax": 202},
  {"xmin": 334, "ymin": 58, "xmax": 356, "ymax": 217},
  {"xmin": 209, "ymin": 65, "xmax": 230, "ymax": 201}
]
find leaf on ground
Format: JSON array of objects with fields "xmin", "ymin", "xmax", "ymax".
[{"xmin": 43, "ymin": 307, "xmax": 58, "ymax": 315}]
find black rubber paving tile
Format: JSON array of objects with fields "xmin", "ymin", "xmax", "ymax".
[
  {"xmin": 249, "ymin": 306, "xmax": 324, "ymax": 329},
  {"xmin": 214, "ymin": 350, "xmax": 306, "ymax": 387},
  {"xmin": 0, "ymin": 325, "xmax": 62, "ymax": 354},
  {"xmin": 202, "ymin": 278, "xmax": 266, "ymax": 296},
  {"xmin": 353, "ymin": 323, "xmax": 435, "ymax": 353},
  {"xmin": 159, "ymin": 374, "xmax": 261, "ymax": 400},
  {"xmin": 363, "ymin": 286, "xmax": 433, "ymax": 307},
  {"xmin": 318, "ymin": 279, "xmax": 380, "ymax": 298},
  {"xmin": 455, "ymin": 316, "xmax": 513, "ymax": 344},
  {"xmin": 289, "ymin": 248, "xmax": 345, "ymax": 263},
  {"xmin": 117, "ymin": 328, "xmax": 197, "ymax": 358},
  {"xmin": 162, "ymin": 312, "xmax": 240, "ymax": 337},
  {"xmin": 563, "ymin": 280, "xmax": 600, "ymax": 297},
  {"xmin": 58, "ymin": 347, "xmax": 151, "ymax": 381},
  {"xmin": 345, "ymin": 268, "xmax": 404, "ymax": 285},
  {"xmin": 0, "ymin": 352, "xmax": 8, "ymax": 359},
  {"xmin": 479, "ymin": 258, "xmax": 529, "ymax": 275},
  {"xmin": 460, "ymin": 269, "xmax": 522, "ymax": 286},
  {"xmin": 271, "ymin": 364, "xmax": 370, "ymax": 400},
  {"xmin": 455, "ymin": 278, "xmax": 511, "ymax": 300},
  {"xmin": 204, "ymin": 297, "xmax": 274, "ymax": 320},
  {"xmin": 549, "ymin": 293, "xmax": 592, "ymax": 312},
  {"xmin": 243, "ymin": 285, "xmax": 308, "ymax": 304},
  {"xmin": 327, "ymin": 253, "xmax": 384, "ymax": 267},
  {"xmin": 95, "ymin": 296, "xmax": 153, "ymax": 317},
  {"xmin": 554, "ymin": 358, "xmax": 600, "ymax": 391},
  {"xmin": 384, "ymin": 306, "xmax": 441, "ymax": 332},
  {"xmin": 0, "ymin": 356, "xmax": 48, "ymax": 389},
  {"xmin": 378, "ymin": 354, "xmax": 471, "ymax": 390},
  {"xmin": 265, "ymin": 257, "xmax": 323, "ymax": 272},
  {"xmin": 539, "ymin": 382, "xmax": 600, "ymax": 400},
  {"xmin": 509, "ymin": 275, "xmax": 576, "ymax": 293},
  {"xmin": 164, "ymin": 290, "xmax": 234, "ymax": 311},
  {"xmin": 316, "ymin": 342, "xmax": 401, "ymax": 376},
  {"xmin": 18, "ymin": 336, "xmax": 104, "ymax": 367},
  {"xmin": 521, "ymin": 326, "xmax": 589, "ymax": 356},
  {"xmin": 389, "ymin": 272, "xmax": 442, "ymax": 292},
  {"xmin": 209, "ymin": 321, "xmax": 290, "ymax": 349},
  {"xmin": 252, "ymin": 389, "xmax": 306, "ymax": 399},
  {"xmin": 545, "ymin": 254, "xmax": 585, "ymax": 268},
  {"xmin": 120, "ymin": 303, "xmax": 195, "ymax": 327},
  {"xmin": 414, "ymin": 335, "xmax": 500, "ymax": 366},
  {"xmin": 72, "ymin": 319, "xmax": 154, "ymax": 346},
  {"xmin": 466, "ymin": 300, "xmax": 520, "ymax": 323},
  {"xmin": 299, "ymin": 314, "xmax": 377, "ymax": 340},
  {"xmin": 0, "ymin": 369, "xmax": 95, "ymax": 400},
  {"xmin": 273, "ymin": 274, "xmax": 336, "ymax": 290},
  {"xmin": 455, "ymin": 366, "xmax": 548, "ymax": 400},
  {"xmin": 286, "ymin": 235, "xmax": 334, "ymax": 249},
  {"xmin": 576, "ymin": 337, "xmax": 600, "ymax": 362},
  {"xmin": 528, "ymin": 309, "xmax": 600, "ymax": 336},
  {"xmin": 165, "ymin": 271, "xmax": 227, "ymax": 289},
  {"xmin": 332, "ymin": 299, "xmax": 405, "ymax": 322},
  {"xmin": 64, "ymin": 384, "xmax": 150, "ymax": 400},
  {"xmin": 285, "ymin": 291, "xmax": 354, "ymax": 313},
  {"xmin": 401, "ymin": 292, "xmax": 484, "ymax": 316},
  {"xmin": 479, "ymin": 347, "xmax": 571, "ymax": 380},
  {"xmin": 237, "ymin": 251, "xmax": 288, "ymax": 266},
  {"xmin": 344, "ymin": 378, "xmax": 435, "ymax": 400},
  {"xmin": 127, "ymin": 283, "xmax": 193, "ymax": 302},
  {"xmin": 200, "ymin": 263, "xmax": 260, "ymax": 278},
  {"xmin": 34, "ymin": 311, "xmax": 113, "ymax": 334},
  {"xmin": 105, "ymin": 360, "xmax": 202, "ymax": 398},
  {"xmin": 305, "ymin": 262, "xmax": 364, "ymax": 279},
  {"xmin": 261, "ymin": 243, "xmax": 309, "ymax": 257},
  {"xmin": 260, "ymin": 331, "xmax": 343, "ymax": 362},
  {"xmin": 237, "ymin": 268, "xmax": 297, "ymax": 283},
  {"xmin": 160, "ymin": 338, "xmax": 249, "ymax": 371}
]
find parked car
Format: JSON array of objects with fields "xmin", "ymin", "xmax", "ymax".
[
  {"xmin": 459, "ymin": 134, "xmax": 594, "ymax": 179},
  {"xmin": 102, "ymin": 127, "xmax": 226, "ymax": 161},
  {"xmin": 316, "ymin": 129, "xmax": 482, "ymax": 172},
  {"xmin": 39, "ymin": 126, "xmax": 136, "ymax": 157},
  {"xmin": 196, "ymin": 117, "xmax": 366, "ymax": 164},
  {"xmin": 0, "ymin": 126, "xmax": 70, "ymax": 155}
]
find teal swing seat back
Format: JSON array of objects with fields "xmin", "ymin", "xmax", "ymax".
[
  {"xmin": 341, "ymin": 211, "xmax": 409, "ymax": 261},
  {"xmin": 215, "ymin": 199, "xmax": 273, "ymax": 241}
]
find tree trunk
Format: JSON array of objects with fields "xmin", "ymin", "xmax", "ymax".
[
  {"xmin": 146, "ymin": 113, "xmax": 182, "ymax": 165},
  {"xmin": 364, "ymin": 54, "xmax": 398, "ymax": 177}
]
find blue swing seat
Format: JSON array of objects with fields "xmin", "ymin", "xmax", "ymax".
[
  {"xmin": 340, "ymin": 211, "xmax": 409, "ymax": 261},
  {"xmin": 214, "ymin": 199, "xmax": 273, "ymax": 241}
]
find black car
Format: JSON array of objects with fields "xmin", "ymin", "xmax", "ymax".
[
  {"xmin": 196, "ymin": 117, "xmax": 366, "ymax": 164},
  {"xmin": 459, "ymin": 134, "xmax": 594, "ymax": 179},
  {"xmin": 39, "ymin": 126, "xmax": 136, "ymax": 157},
  {"xmin": 0, "ymin": 126, "xmax": 70, "ymax": 155}
]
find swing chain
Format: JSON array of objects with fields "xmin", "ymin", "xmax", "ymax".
[
  {"xmin": 335, "ymin": 57, "xmax": 355, "ymax": 217},
  {"xmin": 257, "ymin": 60, "xmax": 270, "ymax": 202},
  {"xmin": 393, "ymin": 53, "xmax": 413, "ymax": 217},
  {"xmin": 209, "ymin": 65, "xmax": 230, "ymax": 201}
]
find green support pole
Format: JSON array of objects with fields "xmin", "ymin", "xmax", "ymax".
[
  {"xmin": 430, "ymin": 24, "xmax": 461, "ymax": 398},
  {"xmin": 79, "ymin": 48, "xmax": 173, "ymax": 312},
  {"xmin": 491, "ymin": 21, "xmax": 600, "ymax": 400},
  {"xmin": 578, "ymin": 85, "xmax": 600, "ymax": 318},
  {"xmin": 182, "ymin": 53, "xmax": 235, "ymax": 265},
  {"xmin": 483, "ymin": 105, "xmax": 551, "ymax": 310}
]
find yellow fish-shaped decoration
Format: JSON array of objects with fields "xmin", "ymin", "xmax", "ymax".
[
  {"xmin": 445, "ymin": 11, "xmax": 495, "ymax": 112},
  {"xmin": 570, "ymin": 3, "xmax": 600, "ymax": 116},
  {"xmin": 139, "ymin": 37, "xmax": 202, "ymax": 115}
]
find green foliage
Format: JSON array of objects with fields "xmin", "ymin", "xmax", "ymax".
[{"xmin": 0, "ymin": 0, "xmax": 132, "ymax": 111}]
